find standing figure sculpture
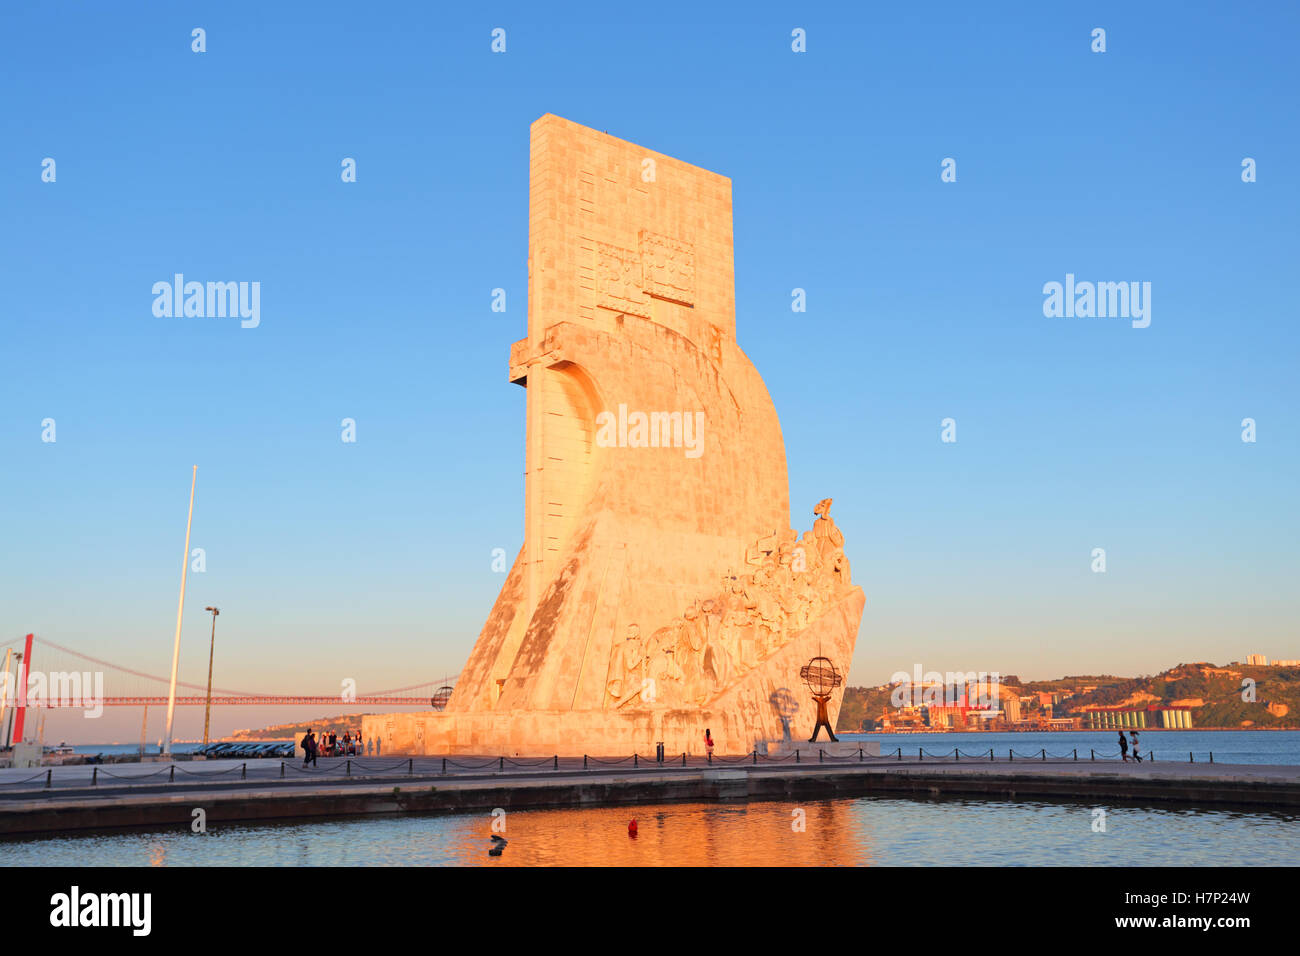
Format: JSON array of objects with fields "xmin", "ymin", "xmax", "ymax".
[
  {"xmin": 607, "ymin": 623, "xmax": 646, "ymax": 707},
  {"xmin": 812, "ymin": 498, "xmax": 844, "ymax": 563},
  {"xmin": 800, "ymin": 656, "xmax": 844, "ymax": 743}
]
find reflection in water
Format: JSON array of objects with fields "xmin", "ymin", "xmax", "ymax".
[
  {"xmin": 3, "ymin": 796, "xmax": 1297, "ymax": 867},
  {"xmin": 483, "ymin": 800, "xmax": 870, "ymax": 867}
]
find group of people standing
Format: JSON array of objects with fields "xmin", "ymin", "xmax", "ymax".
[
  {"xmin": 300, "ymin": 729, "xmax": 377, "ymax": 767},
  {"xmin": 1118, "ymin": 730, "xmax": 1143, "ymax": 763}
]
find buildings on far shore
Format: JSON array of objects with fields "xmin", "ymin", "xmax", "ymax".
[
  {"xmin": 872, "ymin": 681, "xmax": 1196, "ymax": 733},
  {"xmin": 877, "ymin": 701, "xmax": 1083, "ymax": 733},
  {"xmin": 1078, "ymin": 705, "xmax": 1194, "ymax": 730},
  {"xmin": 875, "ymin": 702, "xmax": 1191, "ymax": 733}
]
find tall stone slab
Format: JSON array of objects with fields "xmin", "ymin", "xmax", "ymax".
[{"xmin": 366, "ymin": 115, "xmax": 864, "ymax": 755}]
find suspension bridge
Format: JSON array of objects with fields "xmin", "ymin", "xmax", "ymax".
[{"xmin": 0, "ymin": 633, "xmax": 456, "ymax": 709}]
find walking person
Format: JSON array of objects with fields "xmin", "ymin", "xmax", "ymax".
[
  {"xmin": 1130, "ymin": 731, "xmax": 1142, "ymax": 763},
  {"xmin": 1118, "ymin": 731, "xmax": 1129, "ymax": 762},
  {"xmin": 705, "ymin": 727, "xmax": 714, "ymax": 760},
  {"xmin": 302, "ymin": 730, "xmax": 318, "ymax": 768}
]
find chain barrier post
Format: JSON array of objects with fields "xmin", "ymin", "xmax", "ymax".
[
  {"xmin": 989, "ymin": 748, "xmax": 993, "ymax": 762},
  {"xmin": 92, "ymin": 767, "xmax": 97, "ymax": 786},
  {"xmin": 919, "ymin": 748, "xmax": 923, "ymax": 762},
  {"xmin": 45, "ymin": 769, "xmax": 52, "ymax": 789},
  {"xmin": 583, "ymin": 754, "xmax": 588, "ymax": 769},
  {"xmin": 347, "ymin": 760, "xmax": 352, "ymax": 775},
  {"xmin": 280, "ymin": 762, "xmax": 285, "ymax": 778},
  {"xmin": 1090, "ymin": 749, "xmax": 1095, "ymax": 761},
  {"xmin": 1009, "ymin": 750, "xmax": 1013, "ymax": 762},
  {"xmin": 634, "ymin": 754, "xmax": 638, "ymax": 768},
  {"xmin": 242, "ymin": 763, "xmax": 247, "ymax": 779},
  {"xmin": 1040, "ymin": 749, "xmax": 1045, "ymax": 762},
  {"xmin": 1210, "ymin": 751, "xmax": 1214, "ymax": 764},
  {"xmin": 408, "ymin": 758, "xmax": 412, "ymax": 775},
  {"xmin": 954, "ymin": 748, "xmax": 959, "ymax": 762},
  {"xmin": 753, "ymin": 750, "xmax": 758, "ymax": 765},
  {"xmin": 1073, "ymin": 749, "xmax": 1078, "ymax": 762},
  {"xmin": 897, "ymin": 747, "xmax": 902, "ymax": 761},
  {"xmin": 170, "ymin": 766, "xmax": 175, "ymax": 783}
]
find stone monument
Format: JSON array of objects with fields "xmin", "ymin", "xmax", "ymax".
[{"xmin": 365, "ymin": 115, "xmax": 865, "ymax": 755}]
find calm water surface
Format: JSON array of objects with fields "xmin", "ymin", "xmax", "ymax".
[
  {"xmin": 849, "ymin": 730, "xmax": 1300, "ymax": 765},
  {"xmin": 5, "ymin": 797, "xmax": 1297, "ymax": 866}
]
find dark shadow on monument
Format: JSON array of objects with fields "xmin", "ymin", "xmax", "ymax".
[{"xmin": 769, "ymin": 687, "xmax": 799, "ymax": 744}]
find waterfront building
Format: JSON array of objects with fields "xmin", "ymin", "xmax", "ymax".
[
  {"xmin": 1002, "ymin": 696, "xmax": 1021, "ymax": 722},
  {"xmin": 1080, "ymin": 706, "xmax": 1194, "ymax": 730}
]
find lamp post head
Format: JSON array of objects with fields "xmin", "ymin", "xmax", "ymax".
[{"xmin": 205, "ymin": 606, "xmax": 219, "ymax": 615}]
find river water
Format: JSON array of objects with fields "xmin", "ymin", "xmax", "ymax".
[
  {"xmin": 4, "ymin": 795, "xmax": 1297, "ymax": 866},
  {"xmin": 848, "ymin": 730, "xmax": 1300, "ymax": 765}
]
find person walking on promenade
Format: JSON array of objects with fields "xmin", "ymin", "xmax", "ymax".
[
  {"xmin": 705, "ymin": 727, "xmax": 714, "ymax": 760},
  {"xmin": 1118, "ymin": 731, "xmax": 1129, "ymax": 762},
  {"xmin": 375, "ymin": 735, "xmax": 382, "ymax": 757},
  {"xmin": 302, "ymin": 730, "xmax": 318, "ymax": 768},
  {"xmin": 1130, "ymin": 731, "xmax": 1142, "ymax": 763}
]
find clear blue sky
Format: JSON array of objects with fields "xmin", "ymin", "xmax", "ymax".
[{"xmin": 2, "ymin": 2, "xmax": 1297, "ymax": 740}]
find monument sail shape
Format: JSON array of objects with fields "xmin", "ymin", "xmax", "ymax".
[{"xmin": 367, "ymin": 115, "xmax": 864, "ymax": 755}]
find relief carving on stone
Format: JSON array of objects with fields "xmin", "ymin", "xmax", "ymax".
[
  {"xmin": 595, "ymin": 241, "xmax": 651, "ymax": 318},
  {"xmin": 604, "ymin": 499, "xmax": 855, "ymax": 710},
  {"xmin": 638, "ymin": 229, "xmax": 695, "ymax": 306}
]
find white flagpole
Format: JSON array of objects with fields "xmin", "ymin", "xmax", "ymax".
[
  {"xmin": 0, "ymin": 648, "xmax": 12, "ymax": 738},
  {"xmin": 163, "ymin": 466, "xmax": 197, "ymax": 756}
]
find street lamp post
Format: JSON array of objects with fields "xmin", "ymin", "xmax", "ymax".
[{"xmin": 203, "ymin": 606, "xmax": 220, "ymax": 745}]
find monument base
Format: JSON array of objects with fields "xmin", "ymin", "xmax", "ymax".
[{"xmin": 366, "ymin": 587, "xmax": 864, "ymax": 757}]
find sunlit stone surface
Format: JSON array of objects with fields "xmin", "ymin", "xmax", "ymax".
[{"xmin": 367, "ymin": 116, "xmax": 864, "ymax": 755}]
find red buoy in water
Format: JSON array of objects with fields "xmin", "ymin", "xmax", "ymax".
[{"xmin": 628, "ymin": 819, "xmax": 638, "ymax": 837}]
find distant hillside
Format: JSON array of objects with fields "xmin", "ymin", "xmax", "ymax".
[
  {"xmin": 231, "ymin": 714, "xmax": 374, "ymax": 740},
  {"xmin": 1057, "ymin": 662, "xmax": 1300, "ymax": 728},
  {"xmin": 836, "ymin": 662, "xmax": 1300, "ymax": 731}
]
